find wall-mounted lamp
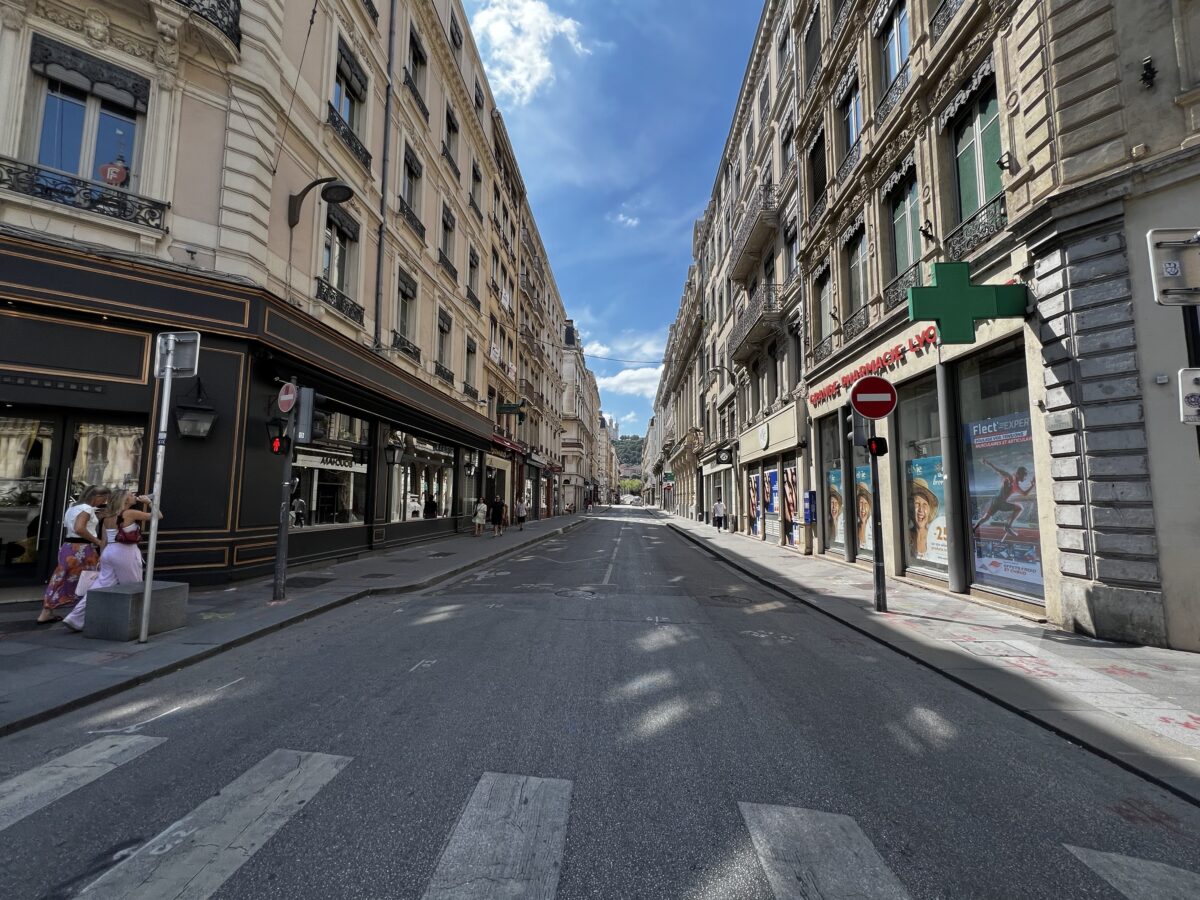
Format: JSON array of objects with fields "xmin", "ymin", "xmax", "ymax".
[
  {"xmin": 287, "ymin": 177, "xmax": 355, "ymax": 229},
  {"xmin": 384, "ymin": 444, "xmax": 402, "ymax": 466},
  {"xmin": 174, "ymin": 378, "xmax": 217, "ymax": 438},
  {"xmin": 996, "ymin": 151, "xmax": 1013, "ymax": 171},
  {"xmin": 918, "ymin": 219, "xmax": 936, "ymax": 242},
  {"xmin": 1141, "ymin": 57, "xmax": 1157, "ymax": 89}
]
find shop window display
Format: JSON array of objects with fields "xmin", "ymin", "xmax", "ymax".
[
  {"xmin": 898, "ymin": 374, "xmax": 948, "ymax": 575},
  {"xmin": 852, "ymin": 442, "xmax": 873, "ymax": 558},
  {"xmin": 291, "ymin": 410, "xmax": 370, "ymax": 529},
  {"xmin": 818, "ymin": 414, "xmax": 844, "ymax": 551}
]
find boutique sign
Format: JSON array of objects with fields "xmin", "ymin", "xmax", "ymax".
[{"xmin": 809, "ymin": 325, "xmax": 938, "ymax": 406}]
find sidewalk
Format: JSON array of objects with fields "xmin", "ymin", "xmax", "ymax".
[
  {"xmin": 658, "ymin": 511, "xmax": 1200, "ymax": 806},
  {"xmin": 0, "ymin": 516, "xmax": 587, "ymax": 737}
]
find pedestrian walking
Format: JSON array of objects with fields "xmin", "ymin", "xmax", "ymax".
[
  {"xmin": 423, "ymin": 492, "xmax": 438, "ymax": 519},
  {"xmin": 711, "ymin": 498, "xmax": 726, "ymax": 533},
  {"xmin": 472, "ymin": 497, "xmax": 489, "ymax": 536},
  {"xmin": 62, "ymin": 490, "xmax": 163, "ymax": 633},
  {"xmin": 489, "ymin": 495, "xmax": 505, "ymax": 537},
  {"xmin": 515, "ymin": 497, "xmax": 527, "ymax": 531},
  {"xmin": 37, "ymin": 485, "xmax": 110, "ymax": 624}
]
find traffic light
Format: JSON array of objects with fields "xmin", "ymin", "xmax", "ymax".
[
  {"xmin": 270, "ymin": 435, "xmax": 292, "ymax": 456},
  {"xmin": 867, "ymin": 436, "xmax": 888, "ymax": 458}
]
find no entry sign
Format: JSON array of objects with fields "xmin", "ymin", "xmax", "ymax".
[
  {"xmin": 277, "ymin": 382, "xmax": 298, "ymax": 413},
  {"xmin": 849, "ymin": 376, "xmax": 897, "ymax": 420}
]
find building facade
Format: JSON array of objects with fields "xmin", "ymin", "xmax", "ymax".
[
  {"xmin": 0, "ymin": 0, "xmax": 586, "ymax": 588},
  {"xmin": 652, "ymin": 0, "xmax": 1200, "ymax": 651}
]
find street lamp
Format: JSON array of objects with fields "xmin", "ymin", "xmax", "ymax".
[{"xmin": 288, "ymin": 177, "xmax": 354, "ymax": 229}]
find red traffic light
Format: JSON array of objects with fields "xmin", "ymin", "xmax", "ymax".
[
  {"xmin": 270, "ymin": 435, "xmax": 291, "ymax": 456},
  {"xmin": 867, "ymin": 436, "xmax": 888, "ymax": 458}
]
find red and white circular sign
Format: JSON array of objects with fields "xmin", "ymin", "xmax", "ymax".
[
  {"xmin": 849, "ymin": 376, "xmax": 897, "ymax": 420},
  {"xmin": 277, "ymin": 382, "xmax": 298, "ymax": 413}
]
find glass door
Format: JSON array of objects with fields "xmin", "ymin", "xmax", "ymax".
[{"xmin": 0, "ymin": 416, "xmax": 56, "ymax": 583}]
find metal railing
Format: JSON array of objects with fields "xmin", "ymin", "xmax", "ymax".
[
  {"xmin": 466, "ymin": 286, "xmax": 481, "ymax": 311},
  {"xmin": 177, "ymin": 0, "xmax": 241, "ymax": 48},
  {"xmin": 316, "ymin": 278, "xmax": 365, "ymax": 325},
  {"xmin": 836, "ymin": 139, "xmax": 861, "ymax": 184},
  {"xmin": 438, "ymin": 249, "xmax": 457, "ymax": 280},
  {"xmin": 462, "ymin": 383, "xmax": 478, "ymax": 400},
  {"xmin": 945, "ymin": 195, "xmax": 1007, "ymax": 261},
  {"xmin": 0, "ymin": 156, "xmax": 168, "ymax": 230},
  {"xmin": 930, "ymin": 0, "xmax": 967, "ymax": 44},
  {"xmin": 468, "ymin": 195, "xmax": 483, "ymax": 223},
  {"xmin": 813, "ymin": 333, "xmax": 834, "ymax": 364},
  {"xmin": 843, "ymin": 303, "xmax": 871, "ymax": 341},
  {"xmin": 391, "ymin": 330, "xmax": 421, "ymax": 362},
  {"xmin": 402, "ymin": 67, "xmax": 429, "ymax": 121},
  {"xmin": 726, "ymin": 282, "xmax": 780, "ymax": 358},
  {"xmin": 730, "ymin": 183, "xmax": 778, "ymax": 269},
  {"xmin": 808, "ymin": 191, "xmax": 828, "ymax": 228},
  {"xmin": 884, "ymin": 262, "xmax": 921, "ymax": 311},
  {"xmin": 434, "ymin": 361, "xmax": 454, "ymax": 384},
  {"xmin": 327, "ymin": 103, "xmax": 371, "ymax": 167},
  {"xmin": 830, "ymin": 0, "xmax": 853, "ymax": 47},
  {"xmin": 398, "ymin": 195, "xmax": 425, "ymax": 241},
  {"xmin": 875, "ymin": 60, "xmax": 912, "ymax": 126},
  {"xmin": 440, "ymin": 141, "xmax": 460, "ymax": 181}
]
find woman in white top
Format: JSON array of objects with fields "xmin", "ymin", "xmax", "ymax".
[
  {"xmin": 38, "ymin": 485, "xmax": 110, "ymax": 624},
  {"xmin": 472, "ymin": 498, "xmax": 489, "ymax": 536}
]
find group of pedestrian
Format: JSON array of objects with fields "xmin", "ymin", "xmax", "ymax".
[
  {"xmin": 35, "ymin": 485, "xmax": 163, "ymax": 632},
  {"xmin": 471, "ymin": 495, "xmax": 528, "ymax": 537}
]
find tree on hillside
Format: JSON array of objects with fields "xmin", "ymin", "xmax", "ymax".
[
  {"xmin": 613, "ymin": 435, "xmax": 644, "ymax": 466},
  {"xmin": 619, "ymin": 478, "xmax": 643, "ymax": 496}
]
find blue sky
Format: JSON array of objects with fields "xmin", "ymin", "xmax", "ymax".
[{"xmin": 466, "ymin": 0, "xmax": 760, "ymax": 437}]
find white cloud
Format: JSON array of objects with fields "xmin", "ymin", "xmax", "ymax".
[
  {"xmin": 471, "ymin": 0, "xmax": 590, "ymax": 106},
  {"xmin": 610, "ymin": 212, "xmax": 640, "ymax": 228},
  {"xmin": 621, "ymin": 412, "xmax": 639, "ymax": 423},
  {"xmin": 584, "ymin": 341, "xmax": 612, "ymax": 357},
  {"xmin": 596, "ymin": 366, "xmax": 662, "ymax": 399}
]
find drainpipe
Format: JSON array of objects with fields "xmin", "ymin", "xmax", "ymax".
[{"xmin": 373, "ymin": 0, "xmax": 399, "ymax": 350}]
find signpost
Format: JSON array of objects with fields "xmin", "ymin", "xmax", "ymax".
[
  {"xmin": 1147, "ymin": 229, "xmax": 1200, "ymax": 305},
  {"xmin": 849, "ymin": 376, "xmax": 897, "ymax": 613},
  {"xmin": 141, "ymin": 332, "xmax": 201, "ymax": 643},
  {"xmin": 273, "ymin": 379, "xmax": 299, "ymax": 603}
]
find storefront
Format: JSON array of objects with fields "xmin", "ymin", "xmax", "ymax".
[
  {"xmin": 805, "ymin": 319, "xmax": 1046, "ymax": 607},
  {"xmin": 700, "ymin": 447, "xmax": 735, "ymax": 531},
  {"xmin": 736, "ymin": 402, "xmax": 803, "ymax": 545}
]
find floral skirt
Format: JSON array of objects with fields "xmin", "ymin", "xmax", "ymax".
[{"xmin": 42, "ymin": 543, "xmax": 99, "ymax": 610}]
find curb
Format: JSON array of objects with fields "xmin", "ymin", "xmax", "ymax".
[
  {"xmin": 0, "ymin": 519, "xmax": 589, "ymax": 738},
  {"xmin": 661, "ymin": 517, "xmax": 1200, "ymax": 810}
]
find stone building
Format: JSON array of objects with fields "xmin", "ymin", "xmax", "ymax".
[
  {"xmin": 653, "ymin": 0, "xmax": 1200, "ymax": 651},
  {"xmin": 0, "ymin": 0, "xmax": 576, "ymax": 587}
]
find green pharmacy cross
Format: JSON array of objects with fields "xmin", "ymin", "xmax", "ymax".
[{"xmin": 907, "ymin": 261, "xmax": 1028, "ymax": 344}]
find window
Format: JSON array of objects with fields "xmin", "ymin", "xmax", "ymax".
[
  {"xmin": 291, "ymin": 409, "xmax": 368, "ymax": 529},
  {"xmin": 322, "ymin": 209, "xmax": 357, "ymax": 294},
  {"xmin": 471, "ymin": 163, "xmax": 482, "ymax": 206},
  {"xmin": 777, "ymin": 27, "xmax": 792, "ymax": 74},
  {"xmin": 815, "ymin": 270, "xmax": 833, "ymax": 340},
  {"xmin": 402, "ymin": 145, "xmax": 422, "ymax": 211},
  {"xmin": 468, "ymin": 247, "xmax": 480, "ymax": 293},
  {"xmin": 784, "ymin": 224, "xmax": 799, "ymax": 278},
  {"xmin": 745, "ymin": 123, "xmax": 755, "ymax": 165},
  {"xmin": 803, "ymin": 7, "xmax": 822, "ymax": 83},
  {"xmin": 444, "ymin": 105, "xmax": 459, "ymax": 163},
  {"xmin": 441, "ymin": 203, "xmax": 455, "ymax": 260},
  {"xmin": 808, "ymin": 133, "xmax": 827, "ymax": 205},
  {"xmin": 846, "ymin": 230, "xmax": 867, "ymax": 313},
  {"xmin": 397, "ymin": 268, "xmax": 417, "ymax": 339},
  {"xmin": 953, "ymin": 82, "xmax": 1002, "ymax": 222},
  {"xmin": 27, "ymin": 37, "xmax": 149, "ymax": 191},
  {"xmin": 491, "ymin": 249, "xmax": 500, "ymax": 281},
  {"xmin": 759, "ymin": 80, "xmax": 770, "ymax": 124},
  {"xmin": 897, "ymin": 373, "xmax": 945, "ymax": 575},
  {"xmin": 890, "ymin": 173, "xmax": 921, "ymax": 276},
  {"xmin": 437, "ymin": 310, "xmax": 452, "ymax": 365},
  {"xmin": 781, "ymin": 124, "xmax": 796, "ymax": 169},
  {"xmin": 466, "ymin": 338, "xmax": 477, "ymax": 387},
  {"xmin": 333, "ymin": 39, "xmax": 367, "ymax": 131},
  {"xmin": 474, "ymin": 77, "xmax": 485, "ymax": 111},
  {"xmin": 881, "ymin": 1, "xmax": 910, "ymax": 88},
  {"xmin": 841, "ymin": 84, "xmax": 862, "ymax": 153},
  {"xmin": 408, "ymin": 29, "xmax": 427, "ymax": 92},
  {"xmin": 449, "ymin": 13, "xmax": 463, "ymax": 59}
]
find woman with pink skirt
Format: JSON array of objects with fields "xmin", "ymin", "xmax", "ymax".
[{"xmin": 63, "ymin": 489, "xmax": 163, "ymax": 633}]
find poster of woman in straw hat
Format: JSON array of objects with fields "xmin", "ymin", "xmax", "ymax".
[
  {"xmin": 906, "ymin": 456, "xmax": 948, "ymax": 569},
  {"xmin": 825, "ymin": 470, "xmax": 845, "ymax": 549},
  {"xmin": 854, "ymin": 466, "xmax": 873, "ymax": 553}
]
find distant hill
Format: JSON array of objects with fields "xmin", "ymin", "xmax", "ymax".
[{"xmin": 613, "ymin": 435, "xmax": 644, "ymax": 467}]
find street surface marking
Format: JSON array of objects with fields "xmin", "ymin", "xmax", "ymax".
[
  {"xmin": 0, "ymin": 735, "xmax": 166, "ymax": 832},
  {"xmin": 79, "ymin": 748, "xmax": 351, "ymax": 899},
  {"xmin": 739, "ymin": 803, "xmax": 911, "ymax": 899},
  {"xmin": 422, "ymin": 771, "xmax": 573, "ymax": 900},
  {"xmin": 88, "ymin": 678, "xmax": 245, "ymax": 735},
  {"xmin": 603, "ymin": 528, "xmax": 622, "ymax": 585},
  {"xmin": 1065, "ymin": 845, "xmax": 1200, "ymax": 899},
  {"xmin": 409, "ymin": 658, "xmax": 438, "ymax": 672}
]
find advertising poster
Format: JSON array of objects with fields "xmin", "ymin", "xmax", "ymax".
[
  {"xmin": 853, "ymin": 465, "xmax": 873, "ymax": 554},
  {"xmin": 783, "ymin": 467, "xmax": 798, "ymax": 545},
  {"xmin": 749, "ymin": 475, "xmax": 760, "ymax": 536},
  {"xmin": 963, "ymin": 411, "xmax": 1043, "ymax": 596},
  {"xmin": 825, "ymin": 468, "xmax": 845, "ymax": 548},
  {"xmin": 766, "ymin": 470, "xmax": 779, "ymax": 514},
  {"xmin": 905, "ymin": 456, "xmax": 948, "ymax": 569}
]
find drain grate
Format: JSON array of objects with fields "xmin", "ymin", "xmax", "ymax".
[
  {"xmin": 287, "ymin": 576, "xmax": 335, "ymax": 589},
  {"xmin": 556, "ymin": 589, "xmax": 596, "ymax": 599}
]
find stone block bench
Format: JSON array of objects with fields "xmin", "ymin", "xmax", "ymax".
[{"xmin": 84, "ymin": 581, "xmax": 189, "ymax": 641}]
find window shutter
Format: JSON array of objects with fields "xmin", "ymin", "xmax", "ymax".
[
  {"xmin": 404, "ymin": 144, "xmax": 423, "ymax": 178},
  {"xmin": 337, "ymin": 38, "xmax": 368, "ymax": 101},
  {"xmin": 438, "ymin": 309, "xmax": 452, "ymax": 333},
  {"xmin": 30, "ymin": 33, "xmax": 149, "ymax": 112},
  {"xmin": 398, "ymin": 268, "xmax": 418, "ymax": 299}
]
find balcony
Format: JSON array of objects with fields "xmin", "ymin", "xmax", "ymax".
[
  {"xmin": 434, "ymin": 361, "xmax": 454, "ymax": 384},
  {"xmin": 836, "ymin": 139, "xmax": 861, "ymax": 185},
  {"xmin": 0, "ymin": 156, "xmax": 168, "ymax": 230},
  {"xmin": 884, "ymin": 262, "xmax": 922, "ymax": 312},
  {"xmin": 944, "ymin": 195, "xmax": 1007, "ymax": 261},
  {"xmin": 398, "ymin": 195, "xmax": 424, "ymax": 242},
  {"xmin": 520, "ymin": 323, "xmax": 537, "ymax": 351},
  {"xmin": 391, "ymin": 330, "xmax": 421, "ymax": 362},
  {"xmin": 438, "ymin": 249, "xmax": 458, "ymax": 281},
  {"xmin": 729, "ymin": 184, "xmax": 779, "ymax": 282},
  {"xmin": 466, "ymin": 286, "xmax": 482, "ymax": 312},
  {"xmin": 360, "ymin": 0, "xmax": 378, "ymax": 24},
  {"xmin": 813, "ymin": 333, "xmax": 834, "ymax": 364},
  {"xmin": 726, "ymin": 282, "xmax": 782, "ymax": 363},
  {"xmin": 468, "ymin": 195, "xmax": 483, "ymax": 223},
  {"xmin": 316, "ymin": 278, "xmax": 365, "ymax": 325},
  {"xmin": 519, "ymin": 272, "xmax": 534, "ymax": 296},
  {"xmin": 807, "ymin": 191, "xmax": 828, "ymax": 229},
  {"xmin": 403, "ymin": 68, "xmax": 429, "ymax": 121},
  {"xmin": 830, "ymin": 0, "xmax": 853, "ymax": 47},
  {"xmin": 930, "ymin": 0, "xmax": 968, "ymax": 44},
  {"xmin": 875, "ymin": 60, "xmax": 912, "ymax": 127},
  {"xmin": 843, "ymin": 303, "xmax": 871, "ymax": 342},
  {"xmin": 521, "ymin": 226, "xmax": 536, "ymax": 255},
  {"xmin": 176, "ymin": 0, "xmax": 241, "ymax": 48},
  {"xmin": 463, "ymin": 383, "xmax": 479, "ymax": 401},
  {"xmin": 327, "ymin": 103, "xmax": 371, "ymax": 168}
]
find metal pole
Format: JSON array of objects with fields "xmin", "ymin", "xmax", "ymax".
[
  {"xmin": 869, "ymin": 419, "xmax": 887, "ymax": 613},
  {"xmin": 139, "ymin": 337, "xmax": 174, "ymax": 643},
  {"xmin": 272, "ymin": 379, "xmax": 298, "ymax": 603}
]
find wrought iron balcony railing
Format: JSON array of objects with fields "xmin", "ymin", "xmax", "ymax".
[
  {"xmin": 392, "ymin": 330, "xmax": 421, "ymax": 362},
  {"xmin": 843, "ymin": 303, "xmax": 871, "ymax": 342},
  {"xmin": 836, "ymin": 139, "xmax": 861, "ymax": 185},
  {"xmin": 403, "ymin": 68, "xmax": 429, "ymax": 121},
  {"xmin": 519, "ymin": 272, "xmax": 533, "ymax": 295},
  {"xmin": 327, "ymin": 103, "xmax": 371, "ymax": 167},
  {"xmin": 729, "ymin": 184, "xmax": 779, "ymax": 280},
  {"xmin": 945, "ymin": 195, "xmax": 1007, "ymax": 261},
  {"xmin": 875, "ymin": 60, "xmax": 912, "ymax": 127},
  {"xmin": 726, "ymin": 282, "xmax": 781, "ymax": 360},
  {"xmin": 808, "ymin": 191, "xmax": 828, "ymax": 228},
  {"xmin": 360, "ymin": 0, "xmax": 378, "ymax": 25},
  {"xmin": 813, "ymin": 334, "xmax": 834, "ymax": 364},
  {"xmin": 930, "ymin": 0, "xmax": 967, "ymax": 44},
  {"xmin": 434, "ymin": 361, "xmax": 455, "ymax": 384},
  {"xmin": 398, "ymin": 195, "xmax": 425, "ymax": 241},
  {"xmin": 466, "ymin": 286, "xmax": 481, "ymax": 311},
  {"xmin": 0, "ymin": 156, "xmax": 169, "ymax": 230},
  {"xmin": 468, "ymin": 195, "xmax": 483, "ymax": 223},
  {"xmin": 316, "ymin": 278, "xmax": 365, "ymax": 325},
  {"xmin": 438, "ymin": 249, "xmax": 458, "ymax": 280},
  {"xmin": 462, "ymin": 383, "xmax": 479, "ymax": 401},
  {"xmin": 830, "ymin": 0, "xmax": 853, "ymax": 47},
  {"xmin": 884, "ymin": 262, "xmax": 922, "ymax": 311},
  {"xmin": 177, "ymin": 0, "xmax": 241, "ymax": 48},
  {"xmin": 441, "ymin": 142, "xmax": 460, "ymax": 180}
]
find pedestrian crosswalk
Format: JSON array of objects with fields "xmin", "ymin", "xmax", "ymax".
[{"xmin": 4, "ymin": 737, "xmax": 1200, "ymax": 898}]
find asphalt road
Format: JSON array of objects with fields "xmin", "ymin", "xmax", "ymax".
[{"xmin": 3, "ymin": 509, "xmax": 1200, "ymax": 899}]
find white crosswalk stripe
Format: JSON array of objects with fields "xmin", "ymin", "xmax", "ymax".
[
  {"xmin": 1066, "ymin": 845, "xmax": 1200, "ymax": 899},
  {"xmin": 739, "ymin": 802, "xmax": 912, "ymax": 899},
  {"xmin": 421, "ymin": 771, "xmax": 573, "ymax": 900},
  {"xmin": 0, "ymin": 734, "xmax": 166, "ymax": 833},
  {"xmin": 78, "ymin": 748, "xmax": 351, "ymax": 899}
]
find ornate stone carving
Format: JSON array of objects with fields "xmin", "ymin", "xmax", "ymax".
[
  {"xmin": 83, "ymin": 8, "xmax": 109, "ymax": 46},
  {"xmin": 33, "ymin": 1, "xmax": 155, "ymax": 62},
  {"xmin": 1, "ymin": 6, "xmax": 25, "ymax": 31}
]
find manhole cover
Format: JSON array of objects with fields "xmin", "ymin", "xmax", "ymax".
[
  {"xmin": 428, "ymin": 552, "xmax": 455, "ymax": 559},
  {"xmin": 710, "ymin": 594, "xmax": 754, "ymax": 605},
  {"xmin": 555, "ymin": 589, "xmax": 596, "ymax": 599},
  {"xmin": 287, "ymin": 576, "xmax": 335, "ymax": 589}
]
